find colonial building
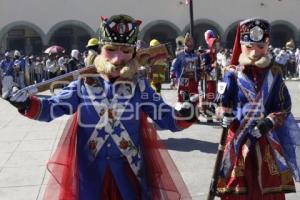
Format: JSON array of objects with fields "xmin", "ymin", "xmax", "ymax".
[{"xmin": 0, "ymin": 0, "xmax": 299, "ymax": 55}]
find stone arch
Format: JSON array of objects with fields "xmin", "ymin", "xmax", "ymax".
[
  {"xmin": 46, "ymin": 20, "xmax": 96, "ymax": 53},
  {"xmin": 183, "ymin": 19, "xmax": 223, "ymax": 48},
  {"xmin": 139, "ymin": 20, "xmax": 181, "ymax": 50},
  {"xmin": 223, "ymin": 21, "xmax": 240, "ymax": 49},
  {"xmin": 270, "ymin": 20, "xmax": 298, "ymax": 48},
  {"xmin": 0, "ymin": 21, "xmax": 45, "ymax": 55}
]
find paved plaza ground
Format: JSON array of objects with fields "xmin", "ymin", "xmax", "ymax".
[{"xmin": 0, "ymin": 82, "xmax": 299, "ymax": 200}]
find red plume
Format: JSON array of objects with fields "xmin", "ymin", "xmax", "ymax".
[
  {"xmin": 100, "ymin": 16, "xmax": 108, "ymax": 21},
  {"xmin": 230, "ymin": 24, "xmax": 241, "ymax": 65},
  {"xmin": 204, "ymin": 30, "xmax": 217, "ymax": 49}
]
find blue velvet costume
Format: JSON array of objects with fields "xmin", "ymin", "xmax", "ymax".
[
  {"xmin": 171, "ymin": 50, "xmax": 200, "ymax": 102},
  {"xmin": 0, "ymin": 59, "xmax": 14, "ymax": 77},
  {"xmin": 171, "ymin": 50, "xmax": 200, "ymax": 83},
  {"xmin": 28, "ymin": 76, "xmax": 186, "ymax": 200}
]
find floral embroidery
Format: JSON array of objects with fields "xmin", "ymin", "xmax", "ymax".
[
  {"xmin": 89, "ymin": 140, "xmax": 97, "ymax": 150},
  {"xmin": 88, "ymin": 140, "xmax": 98, "ymax": 156},
  {"xmin": 119, "ymin": 138, "xmax": 129, "ymax": 150},
  {"xmin": 264, "ymin": 145, "xmax": 279, "ymax": 175},
  {"xmin": 99, "ymin": 109, "xmax": 106, "ymax": 116},
  {"xmin": 108, "ymin": 109, "xmax": 115, "ymax": 120},
  {"xmin": 231, "ymin": 158, "xmax": 245, "ymax": 177},
  {"xmin": 119, "ymin": 137, "xmax": 136, "ymax": 151}
]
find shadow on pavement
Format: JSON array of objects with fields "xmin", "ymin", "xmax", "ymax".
[{"xmin": 161, "ymin": 138, "xmax": 218, "ymax": 154}]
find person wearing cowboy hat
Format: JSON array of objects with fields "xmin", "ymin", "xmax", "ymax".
[
  {"xmin": 4, "ymin": 14, "xmax": 195, "ymax": 200},
  {"xmin": 216, "ymin": 18, "xmax": 300, "ymax": 200}
]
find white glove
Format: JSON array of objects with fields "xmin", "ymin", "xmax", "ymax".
[
  {"xmin": 250, "ymin": 117, "xmax": 274, "ymax": 138},
  {"xmin": 7, "ymin": 87, "xmax": 31, "ymax": 111},
  {"xmin": 174, "ymin": 101, "xmax": 196, "ymax": 122},
  {"xmin": 222, "ymin": 115, "xmax": 235, "ymax": 127},
  {"xmin": 251, "ymin": 127, "xmax": 262, "ymax": 138},
  {"xmin": 9, "ymin": 87, "xmax": 29, "ymax": 102},
  {"xmin": 189, "ymin": 94, "xmax": 199, "ymax": 103}
]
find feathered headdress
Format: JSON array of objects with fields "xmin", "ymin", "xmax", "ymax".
[
  {"xmin": 184, "ymin": 32, "xmax": 193, "ymax": 46},
  {"xmin": 204, "ymin": 30, "xmax": 218, "ymax": 49}
]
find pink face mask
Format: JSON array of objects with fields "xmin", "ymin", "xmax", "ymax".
[
  {"xmin": 101, "ymin": 45, "xmax": 134, "ymax": 66},
  {"xmin": 241, "ymin": 43, "xmax": 269, "ymax": 61}
]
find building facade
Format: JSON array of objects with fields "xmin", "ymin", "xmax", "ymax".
[{"xmin": 0, "ymin": 0, "xmax": 299, "ymax": 55}]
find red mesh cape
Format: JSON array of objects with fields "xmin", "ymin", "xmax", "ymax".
[
  {"xmin": 230, "ymin": 24, "xmax": 241, "ymax": 66},
  {"xmin": 43, "ymin": 112, "xmax": 191, "ymax": 200},
  {"xmin": 140, "ymin": 112, "xmax": 191, "ymax": 200},
  {"xmin": 43, "ymin": 113, "xmax": 79, "ymax": 200}
]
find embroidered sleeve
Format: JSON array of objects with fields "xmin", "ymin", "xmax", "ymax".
[
  {"xmin": 22, "ymin": 96, "xmax": 42, "ymax": 119},
  {"xmin": 35, "ymin": 80, "xmax": 81, "ymax": 122},
  {"xmin": 267, "ymin": 112, "xmax": 287, "ymax": 129},
  {"xmin": 278, "ymin": 82, "xmax": 292, "ymax": 113},
  {"xmin": 140, "ymin": 80, "xmax": 182, "ymax": 132},
  {"xmin": 171, "ymin": 54, "xmax": 183, "ymax": 79},
  {"xmin": 219, "ymin": 70, "xmax": 238, "ymax": 110},
  {"xmin": 266, "ymin": 76, "xmax": 291, "ymax": 129}
]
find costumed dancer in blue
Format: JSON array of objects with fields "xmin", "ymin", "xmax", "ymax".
[
  {"xmin": 4, "ymin": 14, "xmax": 194, "ymax": 200},
  {"xmin": 170, "ymin": 36, "xmax": 185, "ymax": 90},
  {"xmin": 13, "ymin": 50, "xmax": 26, "ymax": 89},
  {"xmin": 171, "ymin": 33, "xmax": 201, "ymax": 102},
  {"xmin": 216, "ymin": 18, "xmax": 300, "ymax": 200},
  {"xmin": 0, "ymin": 51, "xmax": 15, "ymax": 98}
]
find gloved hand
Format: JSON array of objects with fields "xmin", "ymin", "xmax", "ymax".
[
  {"xmin": 175, "ymin": 92, "xmax": 199, "ymax": 122},
  {"xmin": 176, "ymin": 101, "xmax": 196, "ymax": 122},
  {"xmin": 255, "ymin": 117, "xmax": 274, "ymax": 135},
  {"xmin": 251, "ymin": 127, "xmax": 262, "ymax": 138},
  {"xmin": 221, "ymin": 113, "xmax": 235, "ymax": 128},
  {"xmin": 6, "ymin": 87, "xmax": 31, "ymax": 113}
]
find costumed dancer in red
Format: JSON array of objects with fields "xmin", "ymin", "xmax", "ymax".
[
  {"xmin": 4, "ymin": 14, "xmax": 195, "ymax": 200},
  {"xmin": 199, "ymin": 30, "xmax": 221, "ymax": 123},
  {"xmin": 216, "ymin": 18, "xmax": 300, "ymax": 200}
]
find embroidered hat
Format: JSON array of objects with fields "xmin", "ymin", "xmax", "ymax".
[
  {"xmin": 239, "ymin": 18, "xmax": 270, "ymax": 44},
  {"xmin": 231, "ymin": 18, "xmax": 271, "ymax": 65},
  {"xmin": 184, "ymin": 32, "xmax": 193, "ymax": 46},
  {"xmin": 99, "ymin": 14, "xmax": 142, "ymax": 46}
]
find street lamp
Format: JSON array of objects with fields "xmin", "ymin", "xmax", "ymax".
[
  {"xmin": 187, "ymin": 0, "xmax": 194, "ymax": 39},
  {"xmin": 179, "ymin": 0, "xmax": 195, "ymax": 45}
]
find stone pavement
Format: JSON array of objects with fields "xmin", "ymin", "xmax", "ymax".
[{"xmin": 0, "ymin": 81, "xmax": 299, "ymax": 200}]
